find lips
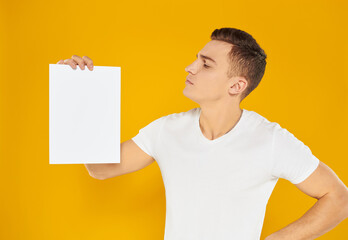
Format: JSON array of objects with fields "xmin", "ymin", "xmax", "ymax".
[{"xmin": 186, "ymin": 78, "xmax": 194, "ymax": 85}]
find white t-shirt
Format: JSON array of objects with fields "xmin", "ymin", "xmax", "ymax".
[{"xmin": 131, "ymin": 107, "xmax": 320, "ymax": 240}]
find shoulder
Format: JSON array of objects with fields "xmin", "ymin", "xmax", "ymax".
[
  {"xmin": 247, "ymin": 110, "xmax": 303, "ymax": 147},
  {"xmin": 243, "ymin": 109, "xmax": 280, "ymax": 135},
  {"xmin": 164, "ymin": 107, "xmax": 198, "ymax": 122},
  {"xmin": 155, "ymin": 108, "xmax": 198, "ymax": 133}
]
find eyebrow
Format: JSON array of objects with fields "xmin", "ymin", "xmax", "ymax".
[{"xmin": 196, "ymin": 53, "xmax": 217, "ymax": 65}]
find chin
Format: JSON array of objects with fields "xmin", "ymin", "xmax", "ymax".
[{"xmin": 183, "ymin": 89, "xmax": 199, "ymax": 104}]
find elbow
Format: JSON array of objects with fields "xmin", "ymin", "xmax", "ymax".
[
  {"xmin": 89, "ymin": 172, "xmax": 107, "ymax": 180},
  {"xmin": 343, "ymin": 196, "xmax": 348, "ymax": 219},
  {"xmin": 339, "ymin": 191, "xmax": 348, "ymax": 218},
  {"xmin": 324, "ymin": 189, "xmax": 348, "ymax": 219},
  {"xmin": 95, "ymin": 176, "xmax": 107, "ymax": 180}
]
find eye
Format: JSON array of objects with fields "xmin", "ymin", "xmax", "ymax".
[{"xmin": 203, "ymin": 64, "xmax": 210, "ymax": 68}]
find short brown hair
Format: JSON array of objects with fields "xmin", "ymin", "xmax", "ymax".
[{"xmin": 210, "ymin": 28, "xmax": 267, "ymax": 101}]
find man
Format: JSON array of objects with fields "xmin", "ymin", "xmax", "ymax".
[{"xmin": 58, "ymin": 27, "xmax": 348, "ymax": 240}]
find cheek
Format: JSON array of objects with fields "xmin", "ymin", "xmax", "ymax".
[
  {"xmin": 200, "ymin": 78, "xmax": 224, "ymax": 96},
  {"xmin": 200, "ymin": 72, "xmax": 218, "ymax": 84},
  {"xmin": 201, "ymin": 73, "xmax": 224, "ymax": 89}
]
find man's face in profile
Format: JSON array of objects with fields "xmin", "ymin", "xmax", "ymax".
[{"xmin": 183, "ymin": 40, "xmax": 238, "ymax": 105}]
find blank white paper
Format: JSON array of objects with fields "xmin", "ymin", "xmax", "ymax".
[{"xmin": 49, "ymin": 64, "xmax": 121, "ymax": 164}]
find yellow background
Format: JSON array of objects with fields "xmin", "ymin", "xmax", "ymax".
[{"xmin": 1, "ymin": 0, "xmax": 347, "ymax": 239}]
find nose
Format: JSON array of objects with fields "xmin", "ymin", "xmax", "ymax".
[{"xmin": 185, "ymin": 61, "xmax": 197, "ymax": 74}]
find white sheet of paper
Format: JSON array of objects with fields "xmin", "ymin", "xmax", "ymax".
[{"xmin": 49, "ymin": 64, "xmax": 121, "ymax": 164}]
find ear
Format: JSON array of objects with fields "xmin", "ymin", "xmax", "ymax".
[{"xmin": 228, "ymin": 77, "xmax": 248, "ymax": 96}]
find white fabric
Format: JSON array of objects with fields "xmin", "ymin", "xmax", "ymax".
[{"xmin": 132, "ymin": 107, "xmax": 320, "ymax": 240}]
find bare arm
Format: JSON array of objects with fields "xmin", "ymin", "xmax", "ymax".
[
  {"xmin": 265, "ymin": 162, "xmax": 348, "ymax": 240},
  {"xmin": 85, "ymin": 139, "xmax": 156, "ymax": 180}
]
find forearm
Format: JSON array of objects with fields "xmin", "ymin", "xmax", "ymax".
[
  {"xmin": 84, "ymin": 163, "xmax": 118, "ymax": 179},
  {"xmin": 266, "ymin": 193, "xmax": 348, "ymax": 240}
]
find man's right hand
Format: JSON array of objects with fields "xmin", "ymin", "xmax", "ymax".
[{"xmin": 57, "ymin": 55, "xmax": 94, "ymax": 71}]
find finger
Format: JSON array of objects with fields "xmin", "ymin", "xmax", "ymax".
[
  {"xmin": 64, "ymin": 59, "xmax": 77, "ymax": 69},
  {"xmin": 82, "ymin": 56, "xmax": 94, "ymax": 71},
  {"xmin": 71, "ymin": 55, "xmax": 86, "ymax": 70},
  {"xmin": 57, "ymin": 59, "xmax": 64, "ymax": 64}
]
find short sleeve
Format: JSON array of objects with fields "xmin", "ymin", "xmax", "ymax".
[
  {"xmin": 131, "ymin": 116, "xmax": 166, "ymax": 159},
  {"xmin": 271, "ymin": 124, "xmax": 320, "ymax": 184}
]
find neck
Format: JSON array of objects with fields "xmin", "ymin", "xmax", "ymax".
[{"xmin": 198, "ymin": 105, "xmax": 243, "ymax": 141}]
